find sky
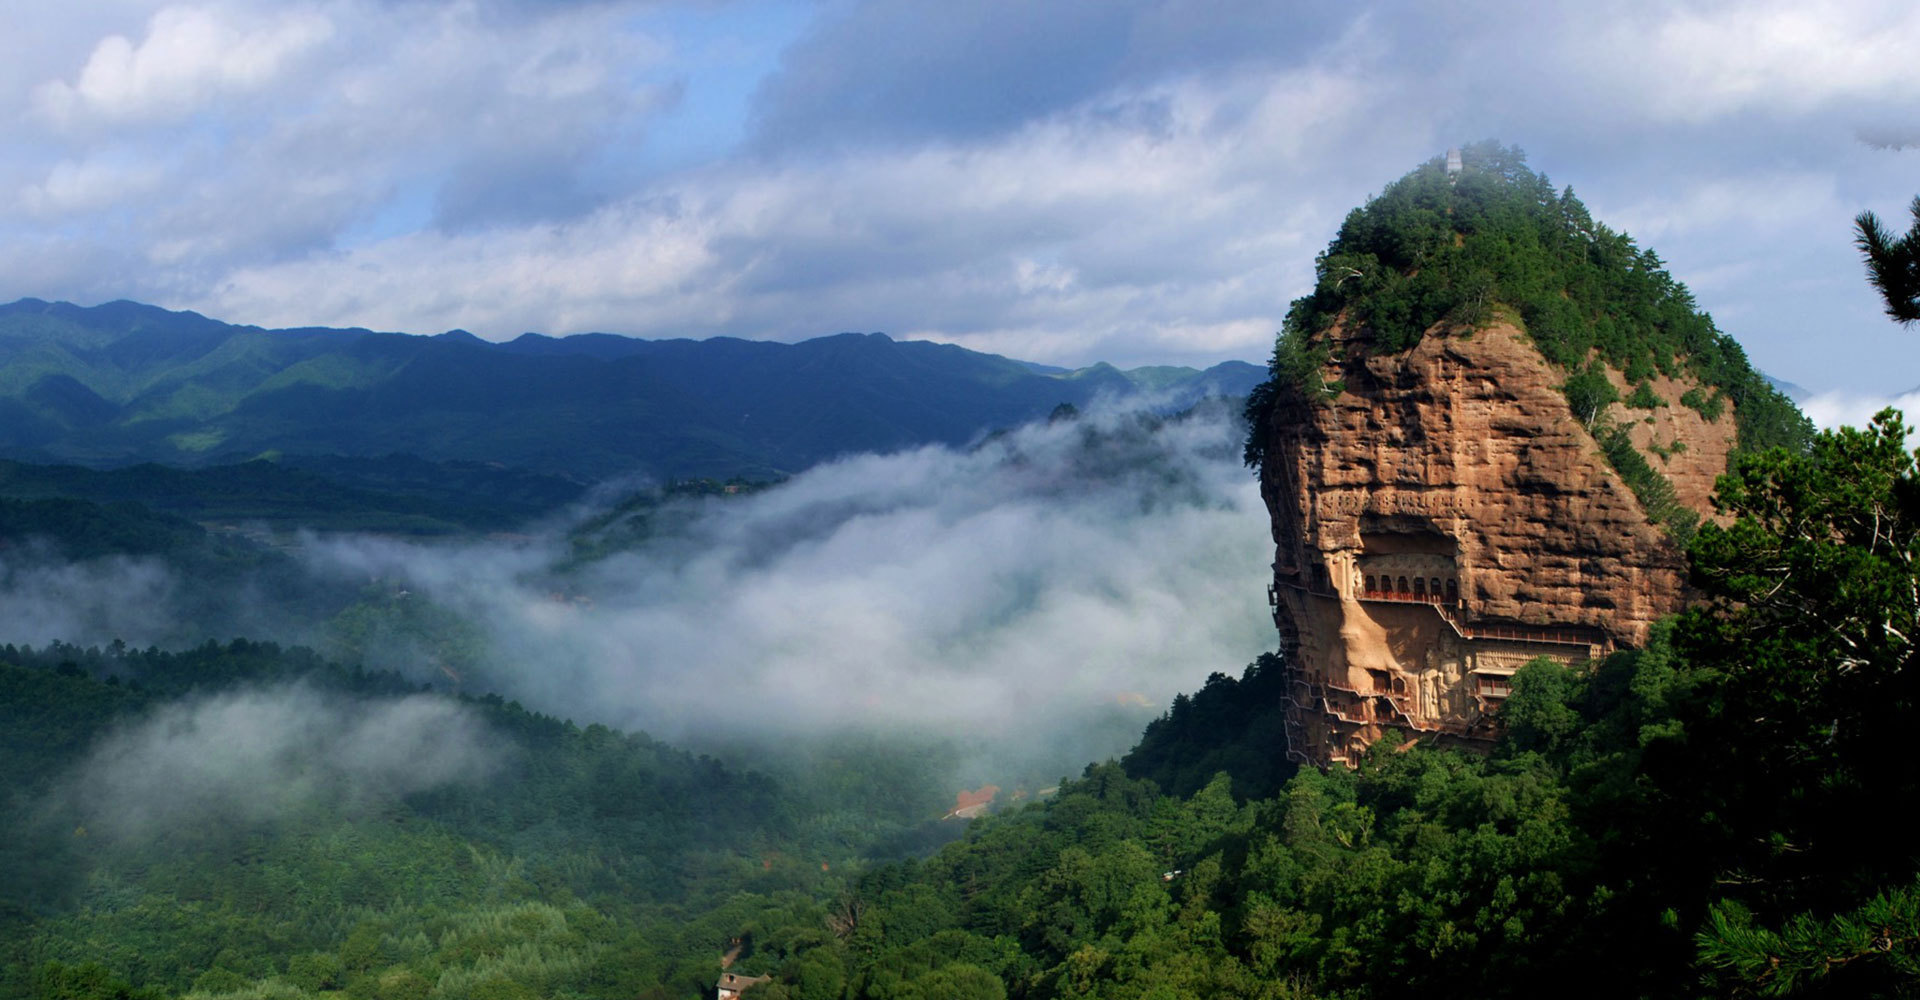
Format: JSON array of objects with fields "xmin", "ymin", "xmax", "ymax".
[{"xmin": 5, "ymin": 1, "xmax": 1919, "ymax": 393}]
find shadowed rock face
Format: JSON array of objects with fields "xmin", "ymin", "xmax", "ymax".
[{"xmin": 1254, "ymin": 321, "xmax": 1735, "ymax": 766}]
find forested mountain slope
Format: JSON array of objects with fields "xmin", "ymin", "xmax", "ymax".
[
  {"xmin": 0, "ymin": 300, "xmax": 1261, "ymax": 481},
  {"xmin": 6, "ymin": 146, "xmax": 1911, "ymax": 1000},
  {"xmin": 1, "ymin": 454, "xmax": 587, "ymax": 535},
  {"xmin": 647, "ymin": 414, "xmax": 1920, "ymax": 1000},
  {"xmin": 10, "ymin": 414, "xmax": 1913, "ymax": 1000},
  {"xmin": 0, "ymin": 641, "xmax": 858, "ymax": 1000}
]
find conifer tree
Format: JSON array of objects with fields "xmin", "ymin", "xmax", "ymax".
[{"xmin": 1855, "ymin": 196, "xmax": 1920, "ymax": 325}]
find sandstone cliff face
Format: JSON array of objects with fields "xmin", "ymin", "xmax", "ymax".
[
  {"xmin": 1256, "ymin": 321, "xmax": 1735, "ymax": 766},
  {"xmin": 1608, "ymin": 369, "xmax": 1737, "ymax": 517}
]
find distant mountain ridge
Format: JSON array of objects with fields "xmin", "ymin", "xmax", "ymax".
[{"xmin": 0, "ymin": 298, "xmax": 1262, "ymax": 480}]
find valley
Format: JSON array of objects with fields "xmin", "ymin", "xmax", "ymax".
[{"xmin": 4, "ymin": 145, "xmax": 1916, "ymax": 1000}]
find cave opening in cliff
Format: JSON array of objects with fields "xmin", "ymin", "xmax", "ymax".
[{"xmin": 1356, "ymin": 529, "xmax": 1462, "ymax": 606}]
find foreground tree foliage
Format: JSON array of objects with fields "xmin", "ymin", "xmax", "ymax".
[
  {"xmin": 7, "ymin": 415, "xmax": 1920, "ymax": 999},
  {"xmin": 727, "ymin": 413, "xmax": 1920, "ymax": 1000},
  {"xmin": 1856, "ymin": 196, "xmax": 1920, "ymax": 325},
  {"xmin": 1681, "ymin": 410, "xmax": 1920, "ymax": 996}
]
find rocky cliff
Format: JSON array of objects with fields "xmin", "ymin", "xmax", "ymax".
[
  {"xmin": 1244, "ymin": 145, "xmax": 1793, "ymax": 767},
  {"xmin": 1254, "ymin": 318, "xmax": 1733, "ymax": 764}
]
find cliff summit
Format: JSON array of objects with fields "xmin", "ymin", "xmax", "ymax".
[{"xmin": 1245, "ymin": 143, "xmax": 1810, "ymax": 765}]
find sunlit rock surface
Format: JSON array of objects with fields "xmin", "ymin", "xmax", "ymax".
[{"xmin": 1253, "ymin": 320, "xmax": 1735, "ymax": 765}]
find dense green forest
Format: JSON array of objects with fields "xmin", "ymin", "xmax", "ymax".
[
  {"xmin": 661, "ymin": 411, "xmax": 1920, "ymax": 1000},
  {"xmin": 0, "ymin": 640, "xmax": 962, "ymax": 1000},
  {"xmin": 5, "ymin": 150, "xmax": 1912, "ymax": 999},
  {"xmin": 0, "ymin": 455, "xmax": 588, "ymax": 535},
  {"xmin": 6, "ymin": 409, "xmax": 1917, "ymax": 999}
]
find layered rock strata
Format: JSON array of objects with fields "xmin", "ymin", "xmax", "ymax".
[{"xmin": 1256, "ymin": 321, "xmax": 1734, "ymax": 766}]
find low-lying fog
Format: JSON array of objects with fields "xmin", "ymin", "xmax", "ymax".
[{"xmin": 5, "ymin": 403, "xmax": 1276, "ymax": 788}]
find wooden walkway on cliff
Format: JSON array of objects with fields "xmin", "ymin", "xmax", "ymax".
[
  {"xmin": 1273, "ymin": 580, "xmax": 1605, "ymax": 651},
  {"xmin": 1281, "ymin": 673, "xmax": 1500, "ymax": 765}
]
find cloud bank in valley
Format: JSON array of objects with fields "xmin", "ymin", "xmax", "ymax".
[
  {"xmin": 1800, "ymin": 386, "xmax": 1920, "ymax": 441},
  {"xmin": 62, "ymin": 684, "xmax": 500, "ymax": 839},
  {"xmin": 0, "ymin": 550, "xmax": 180, "ymax": 649},
  {"xmin": 300, "ymin": 404, "xmax": 1276, "ymax": 767}
]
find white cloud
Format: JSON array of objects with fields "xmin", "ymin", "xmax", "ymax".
[
  {"xmin": 1633, "ymin": 2, "xmax": 1920, "ymax": 122},
  {"xmin": 293, "ymin": 404, "xmax": 1276, "ymax": 769},
  {"xmin": 1800, "ymin": 388, "xmax": 1920, "ymax": 439},
  {"xmin": 33, "ymin": 5, "xmax": 335, "ymax": 126},
  {"xmin": 18, "ymin": 155, "xmax": 166, "ymax": 217},
  {"xmin": 0, "ymin": 551, "xmax": 180, "ymax": 648},
  {"xmin": 65, "ymin": 684, "xmax": 500, "ymax": 837},
  {"xmin": 1605, "ymin": 171, "xmax": 1845, "ymax": 243},
  {"xmin": 200, "ymin": 62, "xmax": 1386, "ymax": 366},
  {"xmin": 208, "ymin": 198, "xmax": 726, "ymax": 336},
  {"xmin": 9, "ymin": 1, "xmax": 677, "ymax": 296},
  {"xmin": 5, "ymin": 0, "xmax": 1920, "ymax": 386}
]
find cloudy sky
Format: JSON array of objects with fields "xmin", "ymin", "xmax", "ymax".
[{"xmin": 5, "ymin": 1, "xmax": 1918, "ymax": 391}]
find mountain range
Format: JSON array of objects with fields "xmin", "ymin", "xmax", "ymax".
[{"xmin": 0, "ymin": 298, "xmax": 1262, "ymax": 481}]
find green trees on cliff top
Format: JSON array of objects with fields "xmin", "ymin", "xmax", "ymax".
[{"xmin": 1244, "ymin": 142, "xmax": 1810, "ymax": 470}]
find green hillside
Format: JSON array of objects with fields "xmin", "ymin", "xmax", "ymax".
[
  {"xmin": 0, "ymin": 301, "xmax": 1262, "ymax": 482},
  {"xmin": 0, "ymin": 455, "xmax": 585, "ymax": 535},
  {"xmin": 5, "ymin": 412, "xmax": 1916, "ymax": 999},
  {"xmin": 0, "ymin": 641, "xmax": 853, "ymax": 1000},
  {"xmin": 6, "ymin": 147, "xmax": 1910, "ymax": 1000}
]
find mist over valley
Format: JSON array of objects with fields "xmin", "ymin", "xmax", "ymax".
[
  {"xmin": 6, "ymin": 3, "xmax": 1920, "ymax": 996},
  {"xmin": 0, "ymin": 350, "xmax": 1284, "ymax": 1000}
]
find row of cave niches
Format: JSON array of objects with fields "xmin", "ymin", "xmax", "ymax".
[{"xmin": 1361, "ymin": 574, "xmax": 1457, "ymax": 604}]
